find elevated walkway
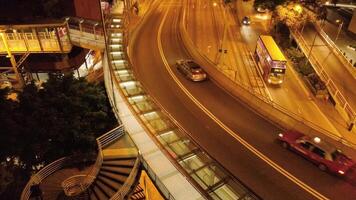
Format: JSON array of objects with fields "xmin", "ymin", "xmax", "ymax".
[
  {"xmin": 0, "ymin": 17, "xmax": 105, "ymax": 55},
  {"xmin": 103, "ymin": 1, "xmax": 260, "ymax": 199},
  {"xmin": 0, "ymin": 17, "xmax": 105, "ymax": 88}
]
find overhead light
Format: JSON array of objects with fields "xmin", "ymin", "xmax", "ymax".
[{"xmin": 313, "ymin": 137, "xmax": 321, "ymax": 143}]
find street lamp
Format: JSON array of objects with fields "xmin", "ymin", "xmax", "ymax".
[
  {"xmin": 216, "ymin": 0, "xmax": 228, "ymax": 65},
  {"xmin": 294, "ymin": 4, "xmax": 303, "ymax": 15},
  {"xmin": 335, "ymin": 19, "xmax": 343, "ymax": 41}
]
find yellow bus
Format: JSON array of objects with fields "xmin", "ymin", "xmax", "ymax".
[{"xmin": 255, "ymin": 35, "xmax": 287, "ymax": 84}]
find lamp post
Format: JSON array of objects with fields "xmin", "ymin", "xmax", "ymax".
[
  {"xmin": 216, "ymin": 0, "xmax": 228, "ymax": 65},
  {"xmin": 0, "ymin": 29, "xmax": 23, "ymax": 88},
  {"xmin": 335, "ymin": 19, "xmax": 343, "ymax": 42},
  {"xmin": 305, "ymin": 20, "xmax": 325, "ymax": 67}
]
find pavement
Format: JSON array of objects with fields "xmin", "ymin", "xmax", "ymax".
[{"xmin": 323, "ymin": 8, "xmax": 356, "ymax": 66}]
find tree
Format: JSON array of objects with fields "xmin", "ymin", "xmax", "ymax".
[
  {"xmin": 254, "ymin": 0, "xmax": 287, "ymax": 11},
  {"xmin": 0, "ymin": 73, "xmax": 117, "ymax": 198},
  {"xmin": 274, "ymin": 2, "xmax": 309, "ymax": 29},
  {"xmin": 274, "ymin": 21, "xmax": 291, "ymax": 48}
]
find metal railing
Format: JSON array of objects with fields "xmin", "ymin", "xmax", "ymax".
[
  {"xmin": 20, "ymin": 157, "xmax": 70, "ymax": 200},
  {"xmin": 0, "ymin": 21, "xmax": 72, "ymax": 54},
  {"xmin": 103, "ymin": 42, "xmax": 180, "ymax": 200},
  {"xmin": 0, "ymin": 16, "xmax": 105, "ymax": 54},
  {"xmin": 303, "ymin": 8, "xmax": 356, "ymax": 79},
  {"xmin": 292, "ymin": 30, "xmax": 355, "ymax": 124},
  {"xmin": 61, "ymin": 125, "xmax": 125, "ymax": 196},
  {"xmin": 103, "ymin": 3, "xmax": 260, "ymax": 199},
  {"xmin": 111, "ymin": 156, "xmax": 141, "ymax": 199}
]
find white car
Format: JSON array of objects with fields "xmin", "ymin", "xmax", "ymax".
[{"xmin": 176, "ymin": 60, "xmax": 207, "ymax": 82}]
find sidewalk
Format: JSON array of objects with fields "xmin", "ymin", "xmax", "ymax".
[{"xmin": 322, "ymin": 18, "xmax": 356, "ymax": 68}]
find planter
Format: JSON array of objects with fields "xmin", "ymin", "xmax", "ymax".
[{"xmin": 303, "ymin": 76, "xmax": 329, "ymax": 100}]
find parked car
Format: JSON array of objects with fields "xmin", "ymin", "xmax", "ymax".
[
  {"xmin": 347, "ymin": 44, "xmax": 356, "ymax": 51},
  {"xmin": 256, "ymin": 6, "xmax": 268, "ymax": 13},
  {"xmin": 278, "ymin": 131, "xmax": 355, "ymax": 175},
  {"xmin": 176, "ymin": 59, "xmax": 207, "ymax": 82},
  {"xmin": 242, "ymin": 16, "xmax": 251, "ymax": 25}
]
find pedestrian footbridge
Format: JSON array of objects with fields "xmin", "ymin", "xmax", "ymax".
[{"xmin": 0, "ymin": 17, "xmax": 105, "ymax": 55}]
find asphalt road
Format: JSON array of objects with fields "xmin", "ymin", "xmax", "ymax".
[
  {"xmin": 129, "ymin": 0, "xmax": 356, "ymax": 199},
  {"xmin": 235, "ymin": 0, "xmax": 340, "ymax": 134}
]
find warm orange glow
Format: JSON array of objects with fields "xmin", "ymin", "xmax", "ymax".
[{"xmin": 294, "ymin": 4, "xmax": 302, "ymax": 14}]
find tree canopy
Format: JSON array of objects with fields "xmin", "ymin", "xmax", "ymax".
[
  {"xmin": 253, "ymin": 0, "xmax": 288, "ymax": 11},
  {"xmin": 0, "ymin": 73, "xmax": 117, "ymax": 173}
]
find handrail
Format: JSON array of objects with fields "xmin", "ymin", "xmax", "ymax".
[
  {"xmin": 105, "ymin": 59, "xmax": 179, "ymax": 200},
  {"xmin": 291, "ymin": 30, "xmax": 356, "ymax": 123},
  {"xmin": 111, "ymin": 157, "xmax": 141, "ymax": 199},
  {"xmin": 20, "ymin": 157, "xmax": 69, "ymax": 200},
  {"xmin": 61, "ymin": 125, "xmax": 125, "ymax": 196},
  {"xmin": 61, "ymin": 175, "xmax": 91, "ymax": 196},
  {"xmin": 302, "ymin": 8, "xmax": 356, "ymax": 79},
  {"xmin": 103, "ymin": 2, "xmax": 208, "ymax": 198}
]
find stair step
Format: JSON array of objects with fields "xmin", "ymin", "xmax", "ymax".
[
  {"xmin": 102, "ymin": 162, "xmax": 134, "ymax": 168},
  {"xmin": 101, "ymin": 165, "xmax": 132, "ymax": 174},
  {"xmin": 100, "ymin": 167, "xmax": 131, "ymax": 177},
  {"xmin": 103, "ymin": 157, "xmax": 136, "ymax": 166},
  {"xmin": 98, "ymin": 171, "xmax": 126, "ymax": 185},
  {"xmin": 92, "ymin": 182, "xmax": 110, "ymax": 199},
  {"xmin": 103, "ymin": 156, "xmax": 136, "ymax": 162},
  {"xmin": 89, "ymin": 185, "xmax": 100, "ymax": 200},
  {"xmin": 95, "ymin": 178, "xmax": 116, "ymax": 197},
  {"xmin": 97, "ymin": 175, "xmax": 122, "ymax": 192}
]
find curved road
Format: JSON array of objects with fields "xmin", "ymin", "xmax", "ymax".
[{"xmin": 129, "ymin": 0, "xmax": 356, "ymax": 199}]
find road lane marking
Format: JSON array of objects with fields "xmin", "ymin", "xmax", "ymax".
[{"xmin": 155, "ymin": 2, "xmax": 329, "ymax": 200}]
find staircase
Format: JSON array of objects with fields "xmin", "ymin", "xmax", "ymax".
[
  {"xmin": 88, "ymin": 156, "xmax": 137, "ymax": 200},
  {"xmin": 40, "ymin": 166, "xmax": 92, "ymax": 200}
]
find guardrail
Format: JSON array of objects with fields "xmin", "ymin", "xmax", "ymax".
[
  {"xmin": 103, "ymin": 1, "xmax": 260, "ymax": 199},
  {"xmin": 111, "ymin": 156, "xmax": 141, "ymax": 199},
  {"xmin": 179, "ymin": 0, "xmax": 356, "ymax": 153},
  {"xmin": 292, "ymin": 30, "xmax": 355, "ymax": 125},
  {"xmin": 20, "ymin": 157, "xmax": 70, "ymax": 200},
  {"xmin": 302, "ymin": 8, "xmax": 356, "ymax": 79},
  {"xmin": 61, "ymin": 125, "xmax": 125, "ymax": 196},
  {"xmin": 103, "ymin": 53, "xmax": 178, "ymax": 200}
]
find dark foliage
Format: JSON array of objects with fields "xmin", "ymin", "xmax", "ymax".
[
  {"xmin": 0, "ymin": 74, "xmax": 117, "ymax": 198},
  {"xmin": 0, "ymin": 0, "xmax": 75, "ymax": 23},
  {"xmin": 254, "ymin": 0, "xmax": 288, "ymax": 11}
]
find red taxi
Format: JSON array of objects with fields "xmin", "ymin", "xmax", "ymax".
[{"xmin": 278, "ymin": 131, "xmax": 355, "ymax": 175}]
